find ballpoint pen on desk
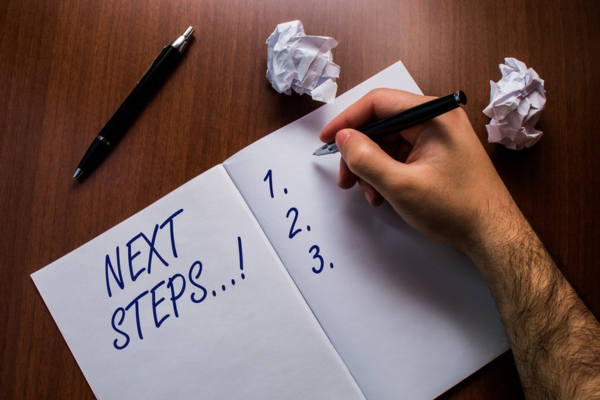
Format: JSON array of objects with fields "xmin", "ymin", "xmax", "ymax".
[
  {"xmin": 73, "ymin": 27, "xmax": 195, "ymax": 179},
  {"xmin": 313, "ymin": 91, "xmax": 467, "ymax": 156}
]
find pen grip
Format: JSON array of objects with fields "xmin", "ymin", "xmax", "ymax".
[{"xmin": 98, "ymin": 46, "xmax": 183, "ymax": 143}]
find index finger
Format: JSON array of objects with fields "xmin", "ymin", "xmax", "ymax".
[{"xmin": 318, "ymin": 89, "xmax": 435, "ymax": 144}]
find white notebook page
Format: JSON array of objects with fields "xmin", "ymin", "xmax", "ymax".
[{"xmin": 224, "ymin": 61, "xmax": 509, "ymax": 400}]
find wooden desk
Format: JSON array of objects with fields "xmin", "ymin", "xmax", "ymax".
[{"xmin": 1, "ymin": 0, "xmax": 598, "ymax": 398}]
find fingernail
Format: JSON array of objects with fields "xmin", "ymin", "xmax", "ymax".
[
  {"xmin": 363, "ymin": 186, "xmax": 374, "ymax": 204},
  {"xmin": 335, "ymin": 130, "xmax": 351, "ymax": 151}
]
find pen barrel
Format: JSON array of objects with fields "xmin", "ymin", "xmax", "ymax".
[
  {"xmin": 362, "ymin": 92, "xmax": 463, "ymax": 140},
  {"xmin": 98, "ymin": 46, "xmax": 183, "ymax": 143},
  {"xmin": 75, "ymin": 46, "xmax": 183, "ymax": 176}
]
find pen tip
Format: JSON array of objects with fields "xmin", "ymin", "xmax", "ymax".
[{"xmin": 73, "ymin": 168, "xmax": 83, "ymax": 179}]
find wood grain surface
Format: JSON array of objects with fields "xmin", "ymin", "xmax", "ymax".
[{"xmin": 1, "ymin": 0, "xmax": 599, "ymax": 398}]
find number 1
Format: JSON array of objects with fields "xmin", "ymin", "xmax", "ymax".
[{"xmin": 263, "ymin": 169, "xmax": 274, "ymax": 198}]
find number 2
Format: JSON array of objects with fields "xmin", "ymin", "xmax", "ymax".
[
  {"xmin": 286, "ymin": 207, "xmax": 302, "ymax": 239},
  {"xmin": 309, "ymin": 245, "xmax": 324, "ymax": 274}
]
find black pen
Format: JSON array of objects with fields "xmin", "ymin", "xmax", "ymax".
[
  {"xmin": 73, "ymin": 27, "xmax": 195, "ymax": 179},
  {"xmin": 313, "ymin": 91, "xmax": 467, "ymax": 156}
]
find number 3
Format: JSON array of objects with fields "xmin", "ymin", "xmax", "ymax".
[{"xmin": 309, "ymin": 245, "xmax": 324, "ymax": 274}]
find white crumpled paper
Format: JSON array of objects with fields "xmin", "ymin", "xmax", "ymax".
[
  {"xmin": 483, "ymin": 58, "xmax": 546, "ymax": 150},
  {"xmin": 266, "ymin": 20, "xmax": 340, "ymax": 104}
]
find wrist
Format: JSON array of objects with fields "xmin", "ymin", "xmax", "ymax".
[{"xmin": 464, "ymin": 193, "xmax": 532, "ymax": 278}]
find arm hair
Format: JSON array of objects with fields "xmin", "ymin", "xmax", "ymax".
[{"xmin": 471, "ymin": 204, "xmax": 600, "ymax": 399}]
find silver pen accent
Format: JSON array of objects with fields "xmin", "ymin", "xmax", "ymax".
[
  {"xmin": 171, "ymin": 27, "xmax": 195, "ymax": 53},
  {"xmin": 313, "ymin": 143, "xmax": 339, "ymax": 156},
  {"xmin": 97, "ymin": 135, "xmax": 111, "ymax": 146}
]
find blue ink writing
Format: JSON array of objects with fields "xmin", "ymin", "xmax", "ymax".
[
  {"xmin": 263, "ymin": 169, "xmax": 274, "ymax": 198},
  {"xmin": 109, "ymin": 227, "xmax": 248, "ymax": 350},
  {"xmin": 286, "ymin": 207, "xmax": 302, "ymax": 239},
  {"xmin": 238, "ymin": 236, "xmax": 244, "ymax": 278},
  {"xmin": 167, "ymin": 274, "xmax": 186, "ymax": 318},
  {"xmin": 189, "ymin": 261, "xmax": 207, "ymax": 304},
  {"xmin": 105, "ymin": 248, "xmax": 124, "ymax": 298},
  {"xmin": 159, "ymin": 209, "xmax": 184, "ymax": 258},
  {"xmin": 125, "ymin": 290, "xmax": 149, "ymax": 340},
  {"xmin": 111, "ymin": 307, "xmax": 130, "ymax": 350},
  {"xmin": 127, "ymin": 233, "xmax": 147, "ymax": 282},
  {"xmin": 105, "ymin": 209, "xmax": 184, "ymax": 297},
  {"xmin": 145, "ymin": 224, "xmax": 170, "ymax": 273},
  {"xmin": 264, "ymin": 169, "xmax": 336, "ymax": 275},
  {"xmin": 151, "ymin": 280, "xmax": 169, "ymax": 328},
  {"xmin": 309, "ymin": 245, "xmax": 324, "ymax": 274}
]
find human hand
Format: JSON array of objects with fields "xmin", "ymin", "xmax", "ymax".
[
  {"xmin": 319, "ymin": 89, "xmax": 522, "ymax": 256},
  {"xmin": 320, "ymin": 89, "xmax": 600, "ymax": 398}
]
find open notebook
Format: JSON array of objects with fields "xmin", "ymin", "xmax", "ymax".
[{"xmin": 32, "ymin": 61, "xmax": 509, "ymax": 399}]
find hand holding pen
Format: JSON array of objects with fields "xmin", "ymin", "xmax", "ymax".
[
  {"xmin": 316, "ymin": 88, "xmax": 500, "ymax": 254},
  {"xmin": 314, "ymin": 91, "xmax": 466, "ymax": 155}
]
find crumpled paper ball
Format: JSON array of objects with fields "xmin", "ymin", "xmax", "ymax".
[
  {"xmin": 483, "ymin": 58, "xmax": 546, "ymax": 150},
  {"xmin": 265, "ymin": 20, "xmax": 340, "ymax": 104}
]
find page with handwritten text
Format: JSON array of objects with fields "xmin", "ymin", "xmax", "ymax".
[
  {"xmin": 223, "ymin": 62, "xmax": 509, "ymax": 400},
  {"xmin": 32, "ymin": 165, "xmax": 364, "ymax": 399}
]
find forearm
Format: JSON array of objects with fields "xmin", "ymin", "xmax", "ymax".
[
  {"xmin": 319, "ymin": 89, "xmax": 600, "ymax": 397},
  {"xmin": 469, "ymin": 204, "xmax": 600, "ymax": 399}
]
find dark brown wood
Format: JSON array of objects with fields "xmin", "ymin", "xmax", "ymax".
[{"xmin": 1, "ymin": 0, "xmax": 598, "ymax": 398}]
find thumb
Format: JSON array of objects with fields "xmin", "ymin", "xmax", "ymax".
[{"xmin": 335, "ymin": 129, "xmax": 408, "ymax": 195}]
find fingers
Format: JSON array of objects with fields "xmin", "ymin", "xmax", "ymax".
[
  {"xmin": 358, "ymin": 180, "xmax": 385, "ymax": 206},
  {"xmin": 338, "ymin": 156, "xmax": 385, "ymax": 206},
  {"xmin": 337, "ymin": 156, "xmax": 358, "ymax": 189},
  {"xmin": 319, "ymin": 88, "xmax": 519, "ymax": 255},
  {"xmin": 319, "ymin": 89, "xmax": 436, "ymax": 144},
  {"xmin": 335, "ymin": 129, "xmax": 407, "ymax": 199}
]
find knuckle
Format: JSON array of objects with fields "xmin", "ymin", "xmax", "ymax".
[
  {"xmin": 366, "ymin": 88, "xmax": 388, "ymax": 98},
  {"xmin": 365, "ymin": 88, "xmax": 388, "ymax": 98}
]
